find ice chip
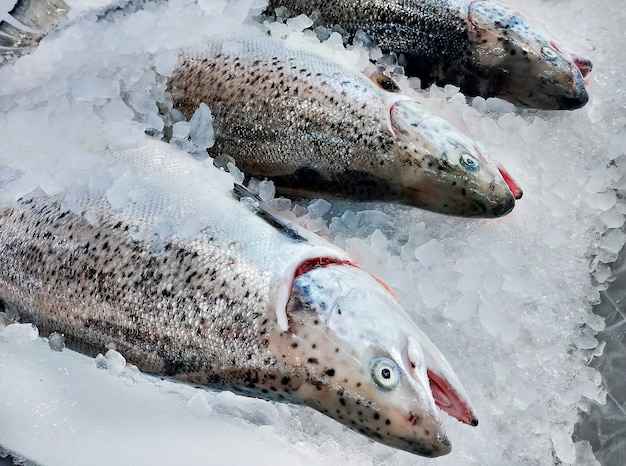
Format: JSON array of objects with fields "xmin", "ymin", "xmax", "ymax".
[
  {"xmin": 226, "ymin": 162, "xmax": 245, "ymax": 184},
  {"xmin": 144, "ymin": 111, "xmax": 165, "ymax": 132},
  {"xmin": 488, "ymin": 243, "xmax": 519, "ymax": 270},
  {"xmin": 270, "ymin": 197, "xmax": 291, "ymax": 211},
  {"xmin": 258, "ymin": 180, "xmax": 276, "ymax": 202},
  {"xmin": 543, "ymin": 229, "xmax": 567, "ymax": 248},
  {"xmin": 585, "ymin": 191, "xmax": 616, "ymax": 211},
  {"xmin": 0, "ymin": 323, "xmax": 38, "ymax": 344},
  {"xmin": 418, "ymin": 275, "xmax": 444, "ymax": 308},
  {"xmin": 189, "ymin": 103, "xmax": 215, "ymax": 149},
  {"xmin": 172, "ymin": 121, "xmax": 190, "ymax": 139},
  {"xmin": 443, "ymin": 294, "xmax": 478, "ymax": 322},
  {"xmin": 186, "ymin": 392, "xmax": 213, "ymax": 419},
  {"xmin": 485, "ymin": 97, "xmax": 516, "ymax": 114},
  {"xmin": 601, "ymin": 209, "xmax": 625, "ymax": 229},
  {"xmin": 414, "ymin": 239, "xmax": 445, "ymax": 267},
  {"xmin": 95, "ymin": 349, "xmax": 127, "ymax": 377},
  {"xmin": 307, "ymin": 198, "xmax": 331, "ymax": 219},
  {"xmin": 48, "ymin": 332, "xmax": 65, "ymax": 352},
  {"xmin": 479, "ymin": 302, "xmax": 507, "ymax": 337},
  {"xmin": 551, "ymin": 428, "xmax": 576, "ymax": 463},
  {"xmin": 574, "ymin": 441, "xmax": 601, "ymax": 466},
  {"xmin": 369, "ymin": 229, "xmax": 388, "ymax": 255},
  {"xmin": 598, "ymin": 229, "xmax": 626, "ymax": 254},
  {"xmin": 286, "ymin": 14, "xmax": 314, "ymax": 32},
  {"xmin": 154, "ymin": 49, "xmax": 180, "ymax": 77}
]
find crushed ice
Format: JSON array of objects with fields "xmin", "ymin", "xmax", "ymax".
[{"xmin": 0, "ymin": 0, "xmax": 622, "ymax": 464}]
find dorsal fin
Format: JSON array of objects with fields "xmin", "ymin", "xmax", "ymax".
[
  {"xmin": 231, "ymin": 183, "xmax": 306, "ymax": 243},
  {"xmin": 0, "ymin": 166, "xmax": 22, "ymax": 191}
]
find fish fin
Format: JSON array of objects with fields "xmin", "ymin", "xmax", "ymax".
[
  {"xmin": 231, "ymin": 183, "xmax": 306, "ymax": 243},
  {"xmin": 0, "ymin": 21, "xmax": 44, "ymax": 48},
  {"xmin": 0, "ymin": 166, "xmax": 23, "ymax": 190},
  {"xmin": 0, "ymin": 0, "xmax": 69, "ymax": 52}
]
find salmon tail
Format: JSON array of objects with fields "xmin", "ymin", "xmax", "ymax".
[{"xmin": 0, "ymin": 0, "xmax": 70, "ymax": 52}]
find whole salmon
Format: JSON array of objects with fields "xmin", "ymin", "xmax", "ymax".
[
  {"xmin": 265, "ymin": 0, "xmax": 592, "ymax": 110},
  {"xmin": 169, "ymin": 36, "xmax": 521, "ymax": 218},
  {"xmin": 0, "ymin": 140, "xmax": 477, "ymax": 457}
]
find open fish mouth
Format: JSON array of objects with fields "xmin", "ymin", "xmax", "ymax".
[
  {"xmin": 497, "ymin": 165, "xmax": 523, "ymax": 200},
  {"xmin": 428, "ymin": 369, "xmax": 478, "ymax": 426},
  {"xmin": 276, "ymin": 255, "xmax": 478, "ymax": 418},
  {"xmin": 280, "ymin": 261, "xmax": 479, "ymax": 457},
  {"xmin": 572, "ymin": 54, "xmax": 593, "ymax": 77}
]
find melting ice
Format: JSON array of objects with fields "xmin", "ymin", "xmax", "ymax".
[{"xmin": 0, "ymin": 0, "xmax": 624, "ymax": 464}]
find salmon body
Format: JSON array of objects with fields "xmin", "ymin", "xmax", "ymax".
[
  {"xmin": 0, "ymin": 140, "xmax": 477, "ymax": 457},
  {"xmin": 169, "ymin": 36, "xmax": 519, "ymax": 218},
  {"xmin": 265, "ymin": 0, "xmax": 592, "ymax": 109}
]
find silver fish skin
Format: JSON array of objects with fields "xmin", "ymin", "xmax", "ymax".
[
  {"xmin": 265, "ymin": 0, "xmax": 592, "ymax": 110},
  {"xmin": 0, "ymin": 0, "xmax": 69, "ymax": 51},
  {"xmin": 0, "ymin": 140, "xmax": 477, "ymax": 457},
  {"xmin": 168, "ymin": 36, "xmax": 519, "ymax": 218}
]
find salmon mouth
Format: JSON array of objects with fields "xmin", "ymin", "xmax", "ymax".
[
  {"xmin": 497, "ymin": 165, "xmax": 523, "ymax": 200},
  {"xmin": 572, "ymin": 55, "xmax": 593, "ymax": 77},
  {"xmin": 428, "ymin": 369, "xmax": 479, "ymax": 426},
  {"xmin": 560, "ymin": 93, "xmax": 588, "ymax": 110}
]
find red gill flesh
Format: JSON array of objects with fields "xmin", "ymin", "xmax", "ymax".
[
  {"xmin": 428, "ymin": 369, "xmax": 479, "ymax": 427},
  {"xmin": 497, "ymin": 166, "xmax": 523, "ymax": 200},
  {"xmin": 294, "ymin": 257, "xmax": 356, "ymax": 278},
  {"xmin": 294, "ymin": 257, "xmax": 396, "ymax": 297},
  {"xmin": 572, "ymin": 55, "xmax": 593, "ymax": 77}
]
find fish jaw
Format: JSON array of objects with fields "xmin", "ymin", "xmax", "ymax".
[
  {"xmin": 270, "ymin": 263, "xmax": 478, "ymax": 457},
  {"xmin": 388, "ymin": 99, "xmax": 516, "ymax": 217},
  {"xmin": 571, "ymin": 53, "xmax": 593, "ymax": 77},
  {"xmin": 464, "ymin": 0, "xmax": 590, "ymax": 110}
]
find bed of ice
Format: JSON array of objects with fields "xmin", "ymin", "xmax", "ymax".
[{"xmin": 0, "ymin": 0, "xmax": 623, "ymax": 464}]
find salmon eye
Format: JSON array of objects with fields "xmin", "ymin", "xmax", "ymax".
[
  {"xmin": 371, "ymin": 72, "xmax": 400, "ymax": 93},
  {"xmin": 371, "ymin": 357, "xmax": 401, "ymax": 390},
  {"xmin": 541, "ymin": 46, "xmax": 558, "ymax": 60},
  {"xmin": 459, "ymin": 153, "xmax": 480, "ymax": 172}
]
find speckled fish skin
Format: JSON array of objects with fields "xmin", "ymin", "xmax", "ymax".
[
  {"xmin": 0, "ymin": 141, "xmax": 477, "ymax": 457},
  {"xmin": 168, "ymin": 36, "xmax": 518, "ymax": 218},
  {"xmin": 0, "ymin": 0, "xmax": 69, "ymax": 50},
  {"xmin": 265, "ymin": 0, "xmax": 591, "ymax": 110}
]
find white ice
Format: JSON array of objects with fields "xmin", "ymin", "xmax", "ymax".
[{"xmin": 0, "ymin": 0, "xmax": 623, "ymax": 464}]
